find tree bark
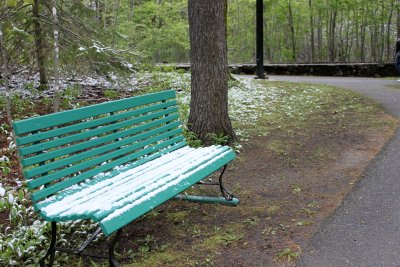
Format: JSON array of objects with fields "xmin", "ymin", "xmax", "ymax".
[
  {"xmin": 128, "ymin": 0, "xmax": 135, "ymax": 21},
  {"xmin": 0, "ymin": 23, "xmax": 12, "ymax": 126},
  {"xmin": 188, "ymin": 0, "xmax": 236, "ymax": 145},
  {"xmin": 287, "ymin": 0, "xmax": 296, "ymax": 61},
  {"xmin": 328, "ymin": 9, "xmax": 337, "ymax": 62},
  {"xmin": 112, "ymin": 0, "xmax": 120, "ymax": 49},
  {"xmin": 387, "ymin": 0, "xmax": 395, "ymax": 61},
  {"xmin": 308, "ymin": 0, "xmax": 314, "ymax": 63},
  {"xmin": 51, "ymin": 0, "xmax": 61, "ymax": 112},
  {"xmin": 397, "ymin": 0, "xmax": 400, "ymax": 37},
  {"xmin": 33, "ymin": 0, "xmax": 48, "ymax": 89},
  {"xmin": 317, "ymin": 11, "xmax": 322, "ymax": 61},
  {"xmin": 360, "ymin": 6, "xmax": 367, "ymax": 62}
]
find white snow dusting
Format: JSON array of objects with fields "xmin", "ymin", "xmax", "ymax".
[{"xmin": 38, "ymin": 145, "xmax": 231, "ymax": 221}]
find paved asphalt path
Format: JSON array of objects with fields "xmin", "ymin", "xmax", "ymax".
[{"xmin": 269, "ymin": 76, "xmax": 400, "ymax": 267}]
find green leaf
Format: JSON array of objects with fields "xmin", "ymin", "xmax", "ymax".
[{"xmin": 18, "ymin": 189, "xmax": 24, "ymax": 202}]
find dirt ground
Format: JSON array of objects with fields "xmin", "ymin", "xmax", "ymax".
[
  {"xmin": 211, "ymin": 125, "xmax": 393, "ymax": 266},
  {"xmin": 114, "ymin": 113, "xmax": 396, "ymax": 267}
]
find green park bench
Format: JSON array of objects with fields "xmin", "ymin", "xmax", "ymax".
[{"xmin": 12, "ymin": 90, "xmax": 239, "ymax": 267}]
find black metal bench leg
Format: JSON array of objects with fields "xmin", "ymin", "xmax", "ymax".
[
  {"xmin": 108, "ymin": 229, "xmax": 122, "ymax": 267},
  {"xmin": 39, "ymin": 221, "xmax": 57, "ymax": 267},
  {"xmin": 218, "ymin": 165, "xmax": 235, "ymax": 201}
]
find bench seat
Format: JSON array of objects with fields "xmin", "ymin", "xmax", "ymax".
[{"xmin": 35, "ymin": 145, "xmax": 235, "ymax": 235}]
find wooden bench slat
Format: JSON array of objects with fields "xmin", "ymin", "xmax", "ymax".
[
  {"xmin": 34, "ymin": 143, "xmax": 191, "ymax": 213},
  {"xmin": 38, "ymin": 146, "xmax": 204, "ymax": 220},
  {"xmin": 21, "ymin": 114, "xmax": 179, "ymax": 166},
  {"xmin": 100, "ymin": 149, "xmax": 236, "ymax": 236},
  {"xmin": 16, "ymin": 100, "xmax": 177, "ymax": 146},
  {"xmin": 30, "ymin": 136, "xmax": 186, "ymax": 202},
  {"xmin": 27, "ymin": 125, "xmax": 182, "ymax": 190},
  {"xmin": 36, "ymin": 146, "xmax": 233, "ymax": 224},
  {"xmin": 19, "ymin": 107, "xmax": 178, "ymax": 157},
  {"xmin": 92, "ymin": 147, "xmax": 232, "ymax": 221},
  {"xmin": 13, "ymin": 90, "xmax": 176, "ymax": 135}
]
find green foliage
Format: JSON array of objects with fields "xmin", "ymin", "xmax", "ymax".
[
  {"xmin": 183, "ymin": 127, "xmax": 202, "ymax": 148},
  {"xmin": 0, "ymin": 0, "xmax": 398, "ymax": 85},
  {"xmin": 277, "ymin": 248, "xmax": 299, "ymax": 262},
  {"xmin": 0, "ymin": 95, "xmax": 5, "ymax": 110},
  {"xmin": 228, "ymin": 0, "xmax": 397, "ymax": 63},
  {"xmin": 103, "ymin": 89, "xmax": 120, "ymax": 99},
  {"xmin": 11, "ymin": 94, "xmax": 35, "ymax": 119},
  {"xmin": 0, "ymin": 187, "xmax": 99, "ymax": 266},
  {"xmin": 0, "ymin": 159, "xmax": 11, "ymax": 176},
  {"xmin": 61, "ymin": 84, "xmax": 83, "ymax": 109},
  {"xmin": 208, "ymin": 133, "xmax": 229, "ymax": 146}
]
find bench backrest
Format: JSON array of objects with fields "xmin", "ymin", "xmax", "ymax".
[{"xmin": 13, "ymin": 90, "xmax": 186, "ymax": 203}]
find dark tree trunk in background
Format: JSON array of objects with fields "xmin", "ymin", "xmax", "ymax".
[
  {"xmin": 188, "ymin": 0, "xmax": 236, "ymax": 145},
  {"xmin": 386, "ymin": 0, "xmax": 394, "ymax": 61},
  {"xmin": 288, "ymin": 0, "xmax": 296, "ymax": 61},
  {"xmin": 309, "ymin": 0, "xmax": 315, "ymax": 62},
  {"xmin": 256, "ymin": 0, "xmax": 265, "ymax": 78},
  {"xmin": 328, "ymin": 9, "xmax": 337, "ymax": 62},
  {"xmin": 128, "ymin": 0, "xmax": 135, "ymax": 21},
  {"xmin": 0, "ymin": 23, "xmax": 12, "ymax": 126},
  {"xmin": 33, "ymin": 0, "xmax": 48, "ymax": 89},
  {"xmin": 397, "ymin": 0, "xmax": 400, "ymax": 38}
]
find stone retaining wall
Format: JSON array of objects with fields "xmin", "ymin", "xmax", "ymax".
[{"xmin": 172, "ymin": 63, "xmax": 397, "ymax": 77}]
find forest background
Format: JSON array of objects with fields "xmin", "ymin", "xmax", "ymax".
[{"xmin": 1, "ymin": 0, "xmax": 399, "ymax": 84}]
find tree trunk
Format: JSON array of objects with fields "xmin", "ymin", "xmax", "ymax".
[
  {"xmin": 379, "ymin": 2, "xmax": 385, "ymax": 62},
  {"xmin": 188, "ymin": 0, "xmax": 236, "ymax": 145},
  {"xmin": 0, "ymin": 23, "xmax": 12, "ymax": 126},
  {"xmin": 345, "ymin": 9, "xmax": 352, "ymax": 61},
  {"xmin": 328, "ymin": 9, "xmax": 337, "ymax": 62},
  {"xmin": 317, "ymin": 11, "xmax": 322, "ymax": 61},
  {"xmin": 360, "ymin": 6, "xmax": 367, "ymax": 62},
  {"xmin": 308, "ymin": 0, "xmax": 314, "ymax": 62},
  {"xmin": 288, "ymin": 0, "xmax": 296, "ymax": 61},
  {"xmin": 33, "ymin": 0, "xmax": 48, "ymax": 89},
  {"xmin": 387, "ymin": 0, "xmax": 395, "ymax": 61},
  {"xmin": 397, "ymin": 0, "xmax": 400, "ymax": 37},
  {"xmin": 128, "ymin": 0, "xmax": 135, "ymax": 21},
  {"xmin": 112, "ymin": 0, "xmax": 120, "ymax": 49},
  {"xmin": 51, "ymin": 0, "xmax": 61, "ymax": 112}
]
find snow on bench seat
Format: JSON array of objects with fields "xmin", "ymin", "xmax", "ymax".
[{"xmin": 35, "ymin": 145, "xmax": 236, "ymax": 236}]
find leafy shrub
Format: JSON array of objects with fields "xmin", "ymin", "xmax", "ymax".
[
  {"xmin": 104, "ymin": 89, "xmax": 120, "ymax": 99},
  {"xmin": 0, "ymin": 186, "xmax": 99, "ymax": 266}
]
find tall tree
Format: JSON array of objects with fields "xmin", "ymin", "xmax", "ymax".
[
  {"xmin": 33, "ymin": 0, "xmax": 48, "ymax": 89},
  {"xmin": 328, "ymin": 2, "xmax": 338, "ymax": 62},
  {"xmin": 51, "ymin": 0, "xmax": 61, "ymax": 112},
  {"xmin": 397, "ymin": 0, "xmax": 400, "ymax": 37},
  {"xmin": 188, "ymin": 0, "xmax": 236, "ymax": 144},
  {"xmin": 128, "ymin": 0, "xmax": 135, "ymax": 21},
  {"xmin": 309, "ymin": 0, "xmax": 315, "ymax": 62},
  {"xmin": 287, "ymin": 0, "xmax": 296, "ymax": 61},
  {"xmin": 0, "ymin": 23, "xmax": 12, "ymax": 126}
]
